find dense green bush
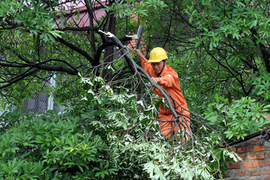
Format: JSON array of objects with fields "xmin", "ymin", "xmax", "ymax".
[
  {"xmin": 0, "ymin": 76, "xmax": 239, "ymax": 180},
  {"xmin": 0, "ymin": 110, "xmax": 114, "ymax": 179}
]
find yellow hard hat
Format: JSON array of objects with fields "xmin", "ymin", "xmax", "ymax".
[{"xmin": 149, "ymin": 47, "xmax": 168, "ymax": 63}]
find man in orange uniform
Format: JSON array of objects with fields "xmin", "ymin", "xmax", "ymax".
[{"xmin": 134, "ymin": 47, "xmax": 190, "ymax": 137}]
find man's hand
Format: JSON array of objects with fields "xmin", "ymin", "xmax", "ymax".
[
  {"xmin": 133, "ymin": 48, "xmax": 143, "ymax": 57},
  {"xmin": 151, "ymin": 77, "xmax": 160, "ymax": 84}
]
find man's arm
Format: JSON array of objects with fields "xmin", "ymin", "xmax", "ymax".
[
  {"xmin": 133, "ymin": 49, "xmax": 152, "ymax": 74},
  {"xmin": 158, "ymin": 73, "xmax": 177, "ymax": 87}
]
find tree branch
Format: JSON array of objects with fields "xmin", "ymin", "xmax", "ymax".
[
  {"xmin": 0, "ymin": 68, "xmax": 39, "ymax": 89},
  {"xmin": 250, "ymin": 27, "xmax": 270, "ymax": 72},
  {"xmin": 55, "ymin": 37, "xmax": 95, "ymax": 65}
]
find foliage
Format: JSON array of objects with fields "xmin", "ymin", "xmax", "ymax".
[
  {"xmin": 102, "ymin": 0, "xmax": 168, "ymax": 18},
  {"xmin": 204, "ymin": 94, "xmax": 270, "ymax": 141},
  {"xmin": 1, "ymin": 0, "xmax": 270, "ymax": 114},
  {"xmin": 105, "ymin": 0, "xmax": 270, "ymax": 114},
  {"xmin": 204, "ymin": 70, "xmax": 270, "ymax": 141},
  {"xmin": 0, "ymin": 109, "xmax": 114, "ymax": 179},
  {"xmin": 0, "ymin": 0, "xmax": 270, "ymax": 112},
  {"xmin": 0, "ymin": 77, "xmax": 239, "ymax": 180},
  {"xmin": 0, "ymin": 0, "xmax": 63, "ymax": 40},
  {"xmin": 251, "ymin": 72, "xmax": 270, "ymax": 102},
  {"xmin": 180, "ymin": 0, "xmax": 270, "ymax": 111},
  {"xmin": 2, "ymin": 0, "xmax": 270, "ymax": 179},
  {"xmin": 123, "ymin": 0, "xmax": 270, "ymax": 113}
]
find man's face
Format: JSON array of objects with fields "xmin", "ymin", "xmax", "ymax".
[{"xmin": 151, "ymin": 60, "xmax": 165, "ymax": 75}]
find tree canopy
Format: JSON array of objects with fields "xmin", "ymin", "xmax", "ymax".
[{"xmin": 0, "ymin": 0, "xmax": 270, "ymax": 179}]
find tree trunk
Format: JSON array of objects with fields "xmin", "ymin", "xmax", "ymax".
[{"xmin": 102, "ymin": 2, "xmax": 116, "ymax": 81}]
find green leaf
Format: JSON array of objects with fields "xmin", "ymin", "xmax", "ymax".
[
  {"xmin": 95, "ymin": 172, "xmax": 101, "ymax": 177},
  {"xmin": 250, "ymin": 20, "xmax": 257, "ymax": 28},
  {"xmin": 60, "ymin": 15, "xmax": 65, "ymax": 29},
  {"xmin": 215, "ymin": 94, "xmax": 219, "ymax": 103}
]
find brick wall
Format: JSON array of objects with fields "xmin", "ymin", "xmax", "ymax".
[{"xmin": 225, "ymin": 136, "xmax": 270, "ymax": 180}]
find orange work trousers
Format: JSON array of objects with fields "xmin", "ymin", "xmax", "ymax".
[{"xmin": 158, "ymin": 113, "xmax": 190, "ymax": 138}]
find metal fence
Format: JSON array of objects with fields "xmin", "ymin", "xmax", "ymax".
[
  {"xmin": 23, "ymin": 94, "xmax": 50, "ymax": 114},
  {"xmin": 23, "ymin": 74, "xmax": 58, "ymax": 114}
]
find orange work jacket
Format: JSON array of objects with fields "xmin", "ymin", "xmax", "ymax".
[{"xmin": 139, "ymin": 56, "xmax": 189, "ymax": 118}]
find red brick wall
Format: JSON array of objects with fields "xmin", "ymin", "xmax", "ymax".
[{"xmin": 225, "ymin": 137, "xmax": 270, "ymax": 180}]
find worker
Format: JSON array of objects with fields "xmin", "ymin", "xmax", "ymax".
[{"xmin": 133, "ymin": 47, "xmax": 190, "ymax": 138}]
